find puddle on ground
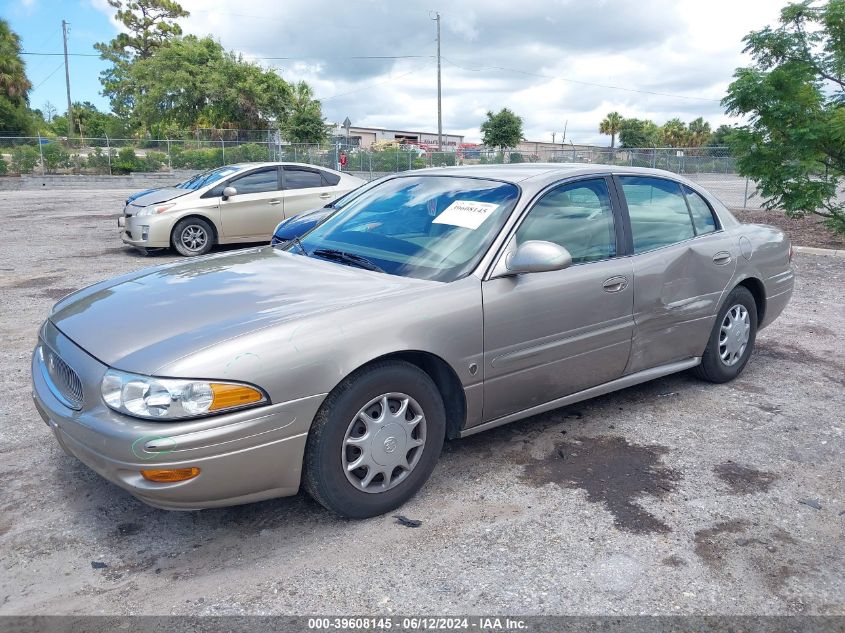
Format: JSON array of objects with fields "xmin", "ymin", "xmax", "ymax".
[
  {"xmin": 13, "ymin": 276, "xmax": 59, "ymax": 288},
  {"xmin": 521, "ymin": 435, "xmax": 681, "ymax": 534},
  {"xmin": 714, "ymin": 462, "xmax": 778, "ymax": 495},
  {"xmin": 693, "ymin": 519, "xmax": 749, "ymax": 569},
  {"xmin": 41, "ymin": 287, "xmax": 78, "ymax": 300}
]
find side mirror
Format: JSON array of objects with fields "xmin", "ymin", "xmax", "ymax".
[
  {"xmin": 222, "ymin": 186, "xmax": 237, "ymax": 201},
  {"xmin": 505, "ymin": 240, "xmax": 572, "ymax": 274}
]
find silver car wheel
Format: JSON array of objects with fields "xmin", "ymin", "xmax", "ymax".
[
  {"xmin": 342, "ymin": 392, "xmax": 427, "ymax": 494},
  {"xmin": 719, "ymin": 304, "xmax": 750, "ymax": 367},
  {"xmin": 180, "ymin": 225, "xmax": 208, "ymax": 252}
]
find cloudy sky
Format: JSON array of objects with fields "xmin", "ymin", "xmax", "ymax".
[{"xmin": 8, "ymin": 0, "xmax": 785, "ymax": 143}]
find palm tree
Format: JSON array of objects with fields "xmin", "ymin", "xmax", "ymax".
[
  {"xmin": 599, "ymin": 112, "xmax": 623, "ymax": 149},
  {"xmin": 0, "ymin": 19, "xmax": 31, "ymax": 106},
  {"xmin": 660, "ymin": 118, "xmax": 688, "ymax": 147}
]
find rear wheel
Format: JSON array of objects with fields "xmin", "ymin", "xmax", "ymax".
[
  {"xmin": 172, "ymin": 217, "xmax": 214, "ymax": 256},
  {"xmin": 303, "ymin": 360, "xmax": 445, "ymax": 518},
  {"xmin": 693, "ymin": 286, "xmax": 758, "ymax": 383}
]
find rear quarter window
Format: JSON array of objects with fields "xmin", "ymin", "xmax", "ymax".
[
  {"xmin": 321, "ymin": 171, "xmax": 341, "ymax": 186},
  {"xmin": 683, "ymin": 185, "xmax": 718, "ymax": 235}
]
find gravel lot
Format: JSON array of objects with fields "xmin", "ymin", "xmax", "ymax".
[{"xmin": 0, "ymin": 189, "xmax": 843, "ymax": 616}]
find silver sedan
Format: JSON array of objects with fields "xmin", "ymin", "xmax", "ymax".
[{"xmin": 32, "ymin": 164, "xmax": 794, "ymax": 518}]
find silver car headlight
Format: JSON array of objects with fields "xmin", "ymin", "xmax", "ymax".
[
  {"xmin": 136, "ymin": 202, "xmax": 176, "ymax": 216},
  {"xmin": 100, "ymin": 369, "xmax": 268, "ymax": 420}
]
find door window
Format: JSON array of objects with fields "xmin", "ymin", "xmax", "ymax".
[
  {"xmin": 619, "ymin": 176, "xmax": 695, "ymax": 253},
  {"xmin": 284, "ymin": 167, "xmax": 324, "ymax": 190},
  {"xmin": 682, "ymin": 185, "xmax": 718, "ymax": 235},
  {"xmin": 515, "ymin": 178, "xmax": 616, "ymax": 264},
  {"xmin": 229, "ymin": 168, "xmax": 280, "ymax": 195}
]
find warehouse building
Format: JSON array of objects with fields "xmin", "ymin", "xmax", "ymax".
[{"xmin": 330, "ymin": 124, "xmax": 464, "ymax": 149}]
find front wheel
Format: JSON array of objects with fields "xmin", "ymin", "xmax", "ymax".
[
  {"xmin": 303, "ymin": 360, "xmax": 446, "ymax": 518},
  {"xmin": 172, "ymin": 217, "xmax": 214, "ymax": 256},
  {"xmin": 693, "ymin": 286, "xmax": 758, "ymax": 383}
]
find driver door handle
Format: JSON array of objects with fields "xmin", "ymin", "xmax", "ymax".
[
  {"xmin": 602, "ymin": 276, "xmax": 628, "ymax": 293},
  {"xmin": 319, "ymin": 193, "xmax": 332, "ymax": 199},
  {"xmin": 268, "ymin": 199, "xmax": 281, "ymax": 205}
]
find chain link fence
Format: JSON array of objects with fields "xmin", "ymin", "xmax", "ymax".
[{"xmin": 0, "ymin": 137, "xmax": 762, "ymax": 209}]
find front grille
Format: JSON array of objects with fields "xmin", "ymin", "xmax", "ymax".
[{"xmin": 41, "ymin": 347, "xmax": 84, "ymax": 410}]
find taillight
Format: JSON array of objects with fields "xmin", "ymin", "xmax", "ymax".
[{"xmin": 788, "ymin": 243, "xmax": 794, "ymax": 262}]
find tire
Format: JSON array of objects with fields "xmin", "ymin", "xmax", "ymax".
[
  {"xmin": 171, "ymin": 217, "xmax": 214, "ymax": 256},
  {"xmin": 693, "ymin": 285, "xmax": 758, "ymax": 383},
  {"xmin": 303, "ymin": 360, "xmax": 446, "ymax": 518}
]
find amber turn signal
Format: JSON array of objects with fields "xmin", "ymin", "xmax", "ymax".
[
  {"xmin": 140, "ymin": 467, "xmax": 200, "ymax": 483},
  {"xmin": 209, "ymin": 383, "xmax": 264, "ymax": 411}
]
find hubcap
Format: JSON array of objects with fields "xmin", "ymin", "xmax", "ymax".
[
  {"xmin": 342, "ymin": 392, "xmax": 426, "ymax": 493},
  {"xmin": 719, "ymin": 304, "xmax": 750, "ymax": 367},
  {"xmin": 180, "ymin": 225, "xmax": 208, "ymax": 251}
]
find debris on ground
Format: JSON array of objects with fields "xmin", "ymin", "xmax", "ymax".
[{"xmin": 393, "ymin": 515, "xmax": 422, "ymax": 528}]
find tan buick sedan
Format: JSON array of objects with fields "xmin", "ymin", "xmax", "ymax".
[{"xmin": 119, "ymin": 162, "xmax": 365, "ymax": 256}]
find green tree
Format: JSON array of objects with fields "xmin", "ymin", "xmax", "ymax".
[
  {"xmin": 95, "ymin": 0, "xmax": 189, "ymax": 120},
  {"xmin": 480, "ymin": 108, "xmax": 524, "ymax": 151},
  {"xmin": 0, "ymin": 18, "xmax": 33, "ymax": 133},
  {"xmin": 282, "ymin": 82, "xmax": 327, "ymax": 143},
  {"xmin": 723, "ymin": 0, "xmax": 845, "ymax": 233},
  {"xmin": 599, "ymin": 111, "xmax": 623, "ymax": 148},
  {"xmin": 708, "ymin": 124, "xmax": 735, "ymax": 146},
  {"xmin": 117, "ymin": 35, "xmax": 292, "ymax": 132},
  {"xmin": 618, "ymin": 118, "xmax": 660, "ymax": 148}
]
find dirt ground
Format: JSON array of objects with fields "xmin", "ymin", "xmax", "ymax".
[
  {"xmin": 729, "ymin": 207, "xmax": 845, "ymax": 250},
  {"xmin": 0, "ymin": 189, "xmax": 843, "ymax": 616}
]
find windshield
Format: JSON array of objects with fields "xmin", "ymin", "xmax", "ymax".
[
  {"xmin": 288, "ymin": 176, "xmax": 520, "ymax": 282},
  {"xmin": 176, "ymin": 165, "xmax": 242, "ymax": 190}
]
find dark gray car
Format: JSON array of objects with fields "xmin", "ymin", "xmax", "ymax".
[{"xmin": 32, "ymin": 164, "xmax": 794, "ymax": 518}]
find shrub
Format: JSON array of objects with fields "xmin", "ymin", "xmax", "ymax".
[
  {"xmin": 227, "ymin": 142, "xmax": 271, "ymax": 163},
  {"xmin": 0, "ymin": 156, "xmax": 7, "ymax": 175},
  {"xmin": 87, "ymin": 147, "xmax": 115, "ymax": 174},
  {"xmin": 42, "ymin": 143, "xmax": 71, "ymax": 173},
  {"xmin": 142, "ymin": 151, "xmax": 167, "ymax": 172},
  {"xmin": 10, "ymin": 146, "xmax": 40, "ymax": 174},
  {"xmin": 113, "ymin": 146, "xmax": 142, "ymax": 174}
]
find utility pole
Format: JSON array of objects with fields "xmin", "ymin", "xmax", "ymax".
[
  {"xmin": 432, "ymin": 11, "xmax": 442, "ymax": 152},
  {"xmin": 62, "ymin": 20, "xmax": 74, "ymax": 136}
]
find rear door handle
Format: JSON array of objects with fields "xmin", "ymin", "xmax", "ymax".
[
  {"xmin": 319, "ymin": 193, "xmax": 332, "ymax": 199},
  {"xmin": 602, "ymin": 276, "xmax": 628, "ymax": 293},
  {"xmin": 268, "ymin": 199, "xmax": 281, "ymax": 205},
  {"xmin": 712, "ymin": 251, "xmax": 732, "ymax": 265}
]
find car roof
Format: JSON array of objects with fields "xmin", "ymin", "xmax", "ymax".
[
  {"xmin": 403, "ymin": 163, "xmax": 687, "ymax": 185},
  {"xmin": 226, "ymin": 162, "xmax": 344, "ymax": 173}
]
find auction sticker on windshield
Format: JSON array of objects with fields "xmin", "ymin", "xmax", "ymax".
[{"xmin": 432, "ymin": 200, "xmax": 500, "ymax": 230}]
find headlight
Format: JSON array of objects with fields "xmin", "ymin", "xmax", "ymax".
[
  {"xmin": 100, "ymin": 369, "xmax": 267, "ymax": 420},
  {"xmin": 136, "ymin": 202, "xmax": 176, "ymax": 216}
]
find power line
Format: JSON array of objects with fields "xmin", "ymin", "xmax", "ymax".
[
  {"xmin": 318, "ymin": 61, "xmax": 434, "ymax": 102},
  {"xmin": 21, "ymin": 51, "xmax": 433, "ymax": 61},
  {"xmin": 441, "ymin": 57, "xmax": 722, "ymax": 103},
  {"xmin": 31, "ymin": 61, "xmax": 66, "ymax": 90}
]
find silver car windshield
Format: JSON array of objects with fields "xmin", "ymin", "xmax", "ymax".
[
  {"xmin": 176, "ymin": 165, "xmax": 242, "ymax": 190},
  {"xmin": 291, "ymin": 176, "xmax": 520, "ymax": 282}
]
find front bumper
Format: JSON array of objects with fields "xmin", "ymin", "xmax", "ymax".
[
  {"xmin": 32, "ymin": 322, "xmax": 326, "ymax": 510},
  {"xmin": 120, "ymin": 212, "xmax": 173, "ymax": 250}
]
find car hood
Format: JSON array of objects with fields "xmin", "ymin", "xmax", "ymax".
[
  {"xmin": 126, "ymin": 187, "xmax": 191, "ymax": 210},
  {"xmin": 49, "ymin": 247, "xmax": 433, "ymax": 373},
  {"xmin": 273, "ymin": 207, "xmax": 334, "ymax": 240}
]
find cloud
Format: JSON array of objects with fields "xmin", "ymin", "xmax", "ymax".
[{"xmin": 91, "ymin": 0, "xmax": 784, "ymax": 143}]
